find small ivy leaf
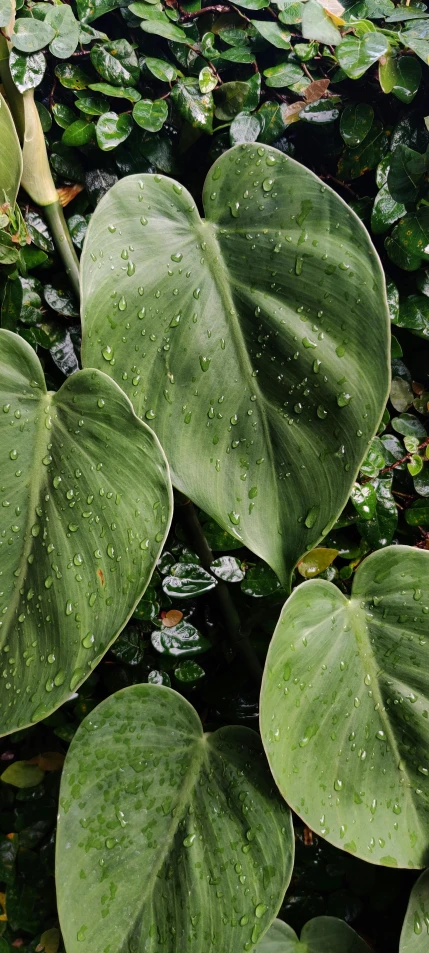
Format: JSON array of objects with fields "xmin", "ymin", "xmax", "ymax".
[
  {"xmin": 297, "ymin": 547, "xmax": 339, "ymax": 578},
  {"xmin": 151, "ymin": 620, "xmax": 211, "ymax": 656},
  {"xmin": 371, "ymin": 184, "xmax": 406, "ymax": 235},
  {"xmin": 230, "ymin": 110, "xmax": 261, "ymax": 145},
  {"xmin": 1, "ymin": 761, "xmax": 44, "ymax": 788},
  {"xmin": 338, "ymin": 120, "xmax": 388, "ymax": 179},
  {"xmin": 55, "ymin": 62, "xmax": 93, "ymax": 89},
  {"xmin": 302, "ymin": 0, "xmax": 342, "ymax": 44},
  {"xmin": 90, "ymin": 39, "xmax": 140, "ymax": 87},
  {"xmin": 9, "ymin": 50, "xmax": 45, "ymax": 91},
  {"xmin": 145, "ymin": 56, "xmax": 178, "ymax": 83},
  {"xmin": 211, "ymin": 555, "xmax": 245, "ymax": 582},
  {"xmin": 140, "ymin": 17, "xmax": 191, "ymax": 43},
  {"xmin": 12, "ymin": 18, "xmax": 56, "ymax": 54},
  {"xmin": 132, "ymin": 98, "xmax": 168, "ymax": 132},
  {"xmin": 359, "ymin": 437, "xmax": 386, "ymax": 477},
  {"xmin": 241, "ymin": 563, "xmax": 284, "ymax": 597},
  {"xmin": 388, "ymin": 143, "xmax": 427, "ymax": 205},
  {"xmin": 392, "ymin": 412, "xmax": 427, "ymax": 439},
  {"xmin": 396, "ymin": 294, "xmax": 429, "ymax": 339},
  {"xmin": 171, "ymin": 79, "xmax": 214, "ymax": 131},
  {"xmin": 162, "ymin": 564, "xmax": 217, "ymax": 598},
  {"xmin": 45, "ymin": 4, "xmax": 80, "ymax": 59},
  {"xmin": 396, "ymin": 209, "xmax": 429, "ymax": 260},
  {"xmin": 337, "ymin": 32, "xmax": 389, "ymax": 78},
  {"xmin": 88, "ymin": 82, "xmax": 142, "ymax": 102},
  {"xmin": 62, "ymin": 118, "xmax": 96, "ymax": 146},
  {"xmin": 96, "ymin": 111, "xmax": 133, "ymax": 150},
  {"xmin": 174, "ymin": 659, "xmax": 205, "ymax": 681},
  {"xmin": 407, "ymin": 453, "xmax": 424, "ymax": 476},
  {"xmin": 199, "ymin": 66, "xmax": 218, "ymax": 93},
  {"xmin": 340, "ymin": 102, "xmax": 374, "ymax": 146},
  {"xmin": 405, "ymin": 498, "xmax": 429, "ymax": 525},
  {"xmin": 350, "ymin": 481, "xmax": 377, "ymax": 520},
  {"xmin": 356, "ymin": 476, "xmax": 397, "ymax": 548},
  {"xmin": 251, "ymin": 19, "xmax": 292, "ymax": 48}
]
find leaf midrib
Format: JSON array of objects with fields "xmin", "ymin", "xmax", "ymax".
[
  {"xmin": 126, "ymin": 731, "xmax": 208, "ymax": 948},
  {"xmin": 1, "ymin": 390, "xmax": 52, "ymax": 650}
]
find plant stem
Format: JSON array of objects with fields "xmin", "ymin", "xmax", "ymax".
[
  {"xmin": 44, "ymin": 201, "xmax": 80, "ymax": 300},
  {"xmin": 175, "ymin": 492, "xmax": 263, "ymax": 684}
]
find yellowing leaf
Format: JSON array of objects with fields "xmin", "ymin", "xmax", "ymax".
[
  {"xmin": 317, "ymin": 0, "xmax": 345, "ymax": 17},
  {"xmin": 36, "ymin": 928, "xmax": 60, "ymax": 953},
  {"xmin": 297, "ymin": 547, "xmax": 339, "ymax": 578},
  {"xmin": 28, "ymin": 751, "xmax": 65, "ymax": 771}
]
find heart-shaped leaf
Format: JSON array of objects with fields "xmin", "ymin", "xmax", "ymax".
[
  {"xmin": 81, "ymin": 143, "xmax": 390, "ymax": 587},
  {"xmin": 56, "ymin": 683, "xmax": 294, "ymax": 953},
  {"xmin": 260, "ymin": 545, "xmax": 429, "ymax": 867},
  {"xmin": 254, "ymin": 916, "xmax": 371, "ymax": 952},
  {"xmin": 400, "ymin": 869, "xmax": 429, "ymax": 951},
  {"xmin": 0, "ymin": 330, "xmax": 172, "ymax": 736}
]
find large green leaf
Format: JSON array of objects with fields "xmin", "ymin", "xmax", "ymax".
[
  {"xmin": 81, "ymin": 143, "xmax": 390, "ymax": 587},
  {"xmin": 400, "ymin": 869, "xmax": 429, "ymax": 951},
  {"xmin": 0, "ymin": 330, "xmax": 172, "ymax": 736},
  {"xmin": 254, "ymin": 916, "xmax": 371, "ymax": 952},
  {"xmin": 56, "ymin": 683, "xmax": 294, "ymax": 953},
  {"xmin": 0, "ymin": 92, "xmax": 22, "ymax": 209},
  {"xmin": 260, "ymin": 545, "xmax": 429, "ymax": 868}
]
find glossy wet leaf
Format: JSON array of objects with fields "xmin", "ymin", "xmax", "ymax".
[
  {"xmin": 356, "ymin": 476, "xmax": 397, "ymax": 548},
  {"xmin": 55, "ymin": 62, "xmax": 93, "ymax": 89},
  {"xmin": 297, "ymin": 547, "xmax": 338, "ymax": 578},
  {"xmin": 388, "ymin": 55, "xmax": 421, "ymax": 103},
  {"xmin": 261, "ymin": 545, "xmax": 429, "ymax": 867},
  {"xmin": 145, "ymin": 55, "xmax": 177, "ymax": 82},
  {"xmin": 337, "ymin": 32, "xmax": 388, "ymax": 78},
  {"xmin": 396, "ymin": 295, "xmax": 429, "ymax": 339},
  {"xmin": 88, "ymin": 82, "xmax": 141, "ymax": 102},
  {"xmin": 81, "ymin": 144, "xmax": 389, "ymax": 586},
  {"xmin": 338, "ymin": 120, "xmax": 388, "ymax": 179},
  {"xmin": 0, "ymin": 330, "xmax": 172, "ymax": 736},
  {"xmin": 0, "ymin": 93, "xmax": 22, "ymax": 210},
  {"xmin": 174, "ymin": 659, "xmax": 205, "ymax": 682},
  {"xmin": 254, "ymin": 916, "xmax": 371, "ymax": 951},
  {"xmin": 133, "ymin": 98, "xmax": 168, "ymax": 132},
  {"xmin": 90, "ymin": 39, "xmax": 139, "ymax": 87},
  {"xmin": 171, "ymin": 79, "xmax": 214, "ymax": 131},
  {"xmin": 211, "ymin": 555, "xmax": 245, "ymax": 582},
  {"xmin": 340, "ymin": 103, "xmax": 374, "ymax": 146},
  {"xmin": 151, "ymin": 620, "xmax": 211, "ymax": 656},
  {"xmin": 400, "ymin": 868, "xmax": 429, "ymax": 951},
  {"xmin": 405, "ymin": 498, "xmax": 429, "ymax": 525},
  {"xmin": 57, "ymin": 684, "xmax": 294, "ymax": 953},
  {"xmin": 162, "ymin": 563, "xmax": 217, "ymax": 598},
  {"xmin": 9, "ymin": 50, "xmax": 45, "ymax": 92},
  {"xmin": 251, "ymin": 19, "xmax": 291, "ymax": 48},
  {"xmin": 400, "ymin": 19, "xmax": 429, "ymax": 63},
  {"xmin": 62, "ymin": 119, "xmax": 96, "ymax": 147},
  {"xmin": 263, "ymin": 60, "xmax": 303, "ymax": 87},
  {"xmin": 388, "ymin": 144, "xmax": 427, "ymax": 205},
  {"xmin": 371, "ymin": 184, "xmax": 406, "ymax": 235},
  {"xmin": 140, "ymin": 17, "xmax": 190, "ymax": 42},
  {"xmin": 96, "ymin": 111, "xmax": 133, "ymax": 150},
  {"xmin": 396, "ymin": 210, "xmax": 429, "ymax": 260}
]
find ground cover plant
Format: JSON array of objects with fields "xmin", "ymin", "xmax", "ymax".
[{"xmin": 1, "ymin": 0, "xmax": 429, "ymax": 949}]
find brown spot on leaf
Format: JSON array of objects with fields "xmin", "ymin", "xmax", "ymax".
[{"xmin": 97, "ymin": 568, "xmax": 105, "ymax": 586}]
